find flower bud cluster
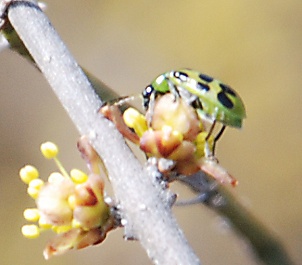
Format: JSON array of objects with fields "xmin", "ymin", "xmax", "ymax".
[
  {"xmin": 102, "ymin": 93, "xmax": 237, "ymax": 186},
  {"xmin": 123, "ymin": 93, "xmax": 214, "ymax": 176},
  {"xmin": 19, "ymin": 142, "xmax": 113, "ymax": 259}
]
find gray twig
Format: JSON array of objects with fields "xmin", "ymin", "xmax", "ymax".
[
  {"xmin": 4, "ymin": 0, "xmax": 200, "ymax": 264},
  {"xmin": 179, "ymin": 172, "xmax": 295, "ymax": 265}
]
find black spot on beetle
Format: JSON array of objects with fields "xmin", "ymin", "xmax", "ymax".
[
  {"xmin": 199, "ymin": 73, "xmax": 213, "ymax": 83},
  {"xmin": 174, "ymin": 71, "xmax": 188, "ymax": 82},
  {"xmin": 217, "ymin": 92, "xmax": 234, "ymax": 109},
  {"xmin": 219, "ymin": 83, "xmax": 237, "ymax": 97},
  {"xmin": 197, "ymin": 82, "xmax": 210, "ymax": 92}
]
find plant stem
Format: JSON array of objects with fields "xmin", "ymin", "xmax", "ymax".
[
  {"xmin": 4, "ymin": 0, "xmax": 200, "ymax": 264},
  {"xmin": 179, "ymin": 172, "xmax": 295, "ymax": 265}
]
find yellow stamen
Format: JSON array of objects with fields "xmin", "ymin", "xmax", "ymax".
[
  {"xmin": 48, "ymin": 172, "xmax": 65, "ymax": 183},
  {"xmin": 53, "ymin": 157, "xmax": 70, "ymax": 179},
  {"xmin": 21, "ymin": 224, "xmax": 40, "ymax": 239},
  {"xmin": 19, "ymin": 165, "xmax": 39, "ymax": 184},
  {"xmin": 27, "ymin": 179, "xmax": 44, "ymax": 199},
  {"xmin": 40, "ymin": 142, "xmax": 59, "ymax": 159},
  {"xmin": 123, "ymin": 107, "xmax": 148, "ymax": 137},
  {"xmin": 70, "ymin": 169, "xmax": 88, "ymax": 184},
  {"xmin": 52, "ymin": 225, "xmax": 72, "ymax": 234},
  {"xmin": 195, "ymin": 132, "xmax": 214, "ymax": 158},
  {"xmin": 38, "ymin": 216, "xmax": 52, "ymax": 229},
  {"xmin": 40, "ymin": 142, "xmax": 70, "ymax": 178},
  {"xmin": 23, "ymin": 208, "xmax": 40, "ymax": 222}
]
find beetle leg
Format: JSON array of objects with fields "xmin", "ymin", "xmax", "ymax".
[
  {"xmin": 205, "ymin": 120, "xmax": 216, "ymax": 141},
  {"xmin": 100, "ymin": 104, "xmax": 140, "ymax": 144},
  {"xmin": 167, "ymin": 80, "xmax": 180, "ymax": 102},
  {"xmin": 205, "ymin": 121, "xmax": 226, "ymax": 156},
  {"xmin": 212, "ymin": 125, "xmax": 226, "ymax": 156},
  {"xmin": 145, "ymin": 91, "xmax": 156, "ymax": 126}
]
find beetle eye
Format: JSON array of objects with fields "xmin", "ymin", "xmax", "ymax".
[
  {"xmin": 142, "ymin": 85, "xmax": 154, "ymax": 109},
  {"xmin": 143, "ymin": 85, "xmax": 153, "ymax": 97},
  {"xmin": 173, "ymin": 71, "xmax": 188, "ymax": 82}
]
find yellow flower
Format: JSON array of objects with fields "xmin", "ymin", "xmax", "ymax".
[{"xmin": 20, "ymin": 142, "xmax": 114, "ymax": 259}]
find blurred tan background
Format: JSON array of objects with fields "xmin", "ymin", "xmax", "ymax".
[{"xmin": 0, "ymin": 1, "xmax": 301, "ymax": 264}]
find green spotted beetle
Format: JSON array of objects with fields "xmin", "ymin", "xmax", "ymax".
[{"xmin": 142, "ymin": 68, "xmax": 246, "ymax": 154}]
